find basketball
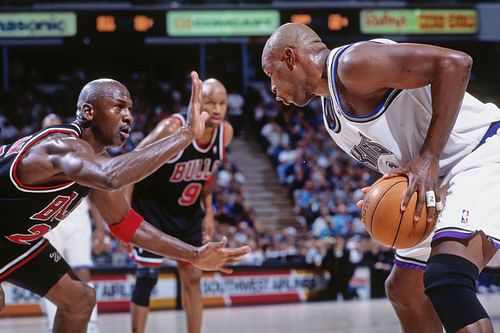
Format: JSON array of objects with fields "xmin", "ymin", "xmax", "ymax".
[{"xmin": 361, "ymin": 176, "xmax": 437, "ymax": 249}]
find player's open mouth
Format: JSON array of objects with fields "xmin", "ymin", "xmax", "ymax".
[{"xmin": 119, "ymin": 127, "xmax": 131, "ymax": 139}]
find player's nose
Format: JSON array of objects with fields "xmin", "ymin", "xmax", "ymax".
[
  {"xmin": 271, "ymin": 85, "xmax": 277, "ymax": 94},
  {"xmin": 123, "ymin": 108, "xmax": 133, "ymax": 125}
]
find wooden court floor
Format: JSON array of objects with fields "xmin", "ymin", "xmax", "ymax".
[{"xmin": 2, "ymin": 294, "xmax": 500, "ymax": 333}]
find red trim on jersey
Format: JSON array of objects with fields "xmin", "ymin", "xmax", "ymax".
[
  {"xmin": 11, "ymin": 128, "xmax": 80, "ymax": 191},
  {"xmin": 132, "ymin": 258, "xmax": 162, "ymax": 268},
  {"xmin": 0, "ymin": 241, "xmax": 49, "ymax": 280},
  {"xmin": 193, "ymin": 126, "xmax": 218, "ymax": 153},
  {"xmin": 220, "ymin": 121, "xmax": 226, "ymax": 160}
]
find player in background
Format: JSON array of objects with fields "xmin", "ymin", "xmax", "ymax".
[
  {"xmin": 262, "ymin": 23, "xmax": 500, "ymax": 333},
  {"xmin": 0, "ymin": 72, "xmax": 250, "ymax": 333},
  {"xmin": 128, "ymin": 78, "xmax": 232, "ymax": 333}
]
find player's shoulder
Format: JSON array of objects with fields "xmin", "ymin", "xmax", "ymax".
[
  {"xmin": 156, "ymin": 114, "xmax": 184, "ymax": 134},
  {"xmin": 223, "ymin": 121, "xmax": 234, "ymax": 147}
]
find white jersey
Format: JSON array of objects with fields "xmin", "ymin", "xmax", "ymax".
[{"xmin": 321, "ymin": 39, "xmax": 500, "ymax": 185}]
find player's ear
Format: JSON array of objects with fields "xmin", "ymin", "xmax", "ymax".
[
  {"xmin": 281, "ymin": 47, "xmax": 296, "ymax": 70},
  {"xmin": 79, "ymin": 103, "xmax": 95, "ymax": 128}
]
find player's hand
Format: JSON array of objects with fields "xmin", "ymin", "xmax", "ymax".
[
  {"xmin": 384, "ymin": 154, "xmax": 440, "ymax": 224},
  {"xmin": 202, "ymin": 214, "xmax": 215, "ymax": 244},
  {"xmin": 186, "ymin": 71, "xmax": 209, "ymax": 139},
  {"xmin": 355, "ymin": 186, "xmax": 371, "ymax": 209},
  {"xmin": 0, "ymin": 283, "xmax": 5, "ymax": 311},
  {"xmin": 192, "ymin": 237, "xmax": 251, "ymax": 273}
]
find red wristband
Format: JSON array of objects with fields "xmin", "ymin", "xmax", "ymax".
[{"xmin": 109, "ymin": 208, "xmax": 144, "ymax": 243}]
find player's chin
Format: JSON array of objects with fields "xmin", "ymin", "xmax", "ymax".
[
  {"xmin": 294, "ymin": 95, "xmax": 314, "ymax": 107},
  {"xmin": 207, "ymin": 120, "xmax": 221, "ymax": 128}
]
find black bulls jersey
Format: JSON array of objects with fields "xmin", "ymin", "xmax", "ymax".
[
  {"xmin": 132, "ymin": 114, "xmax": 224, "ymax": 232},
  {"xmin": 0, "ymin": 124, "xmax": 90, "ymax": 248}
]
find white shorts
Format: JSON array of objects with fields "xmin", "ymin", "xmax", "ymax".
[
  {"xmin": 44, "ymin": 198, "xmax": 92, "ymax": 269},
  {"xmin": 396, "ymin": 124, "xmax": 500, "ymax": 270}
]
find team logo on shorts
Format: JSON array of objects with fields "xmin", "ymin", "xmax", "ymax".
[
  {"xmin": 461, "ymin": 209, "xmax": 470, "ymax": 224},
  {"xmin": 49, "ymin": 251, "xmax": 62, "ymax": 263}
]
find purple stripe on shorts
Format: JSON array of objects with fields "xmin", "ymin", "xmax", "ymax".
[
  {"xmin": 432, "ymin": 230, "xmax": 474, "ymax": 243},
  {"xmin": 393, "ymin": 258, "xmax": 425, "ymax": 270},
  {"xmin": 489, "ymin": 237, "xmax": 500, "ymax": 249}
]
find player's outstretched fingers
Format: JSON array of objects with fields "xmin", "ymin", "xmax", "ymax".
[
  {"xmin": 224, "ymin": 245, "xmax": 251, "ymax": 258},
  {"xmin": 425, "ymin": 188, "xmax": 438, "ymax": 223}
]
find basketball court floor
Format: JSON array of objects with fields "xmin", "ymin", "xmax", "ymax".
[{"xmin": 2, "ymin": 294, "xmax": 500, "ymax": 333}]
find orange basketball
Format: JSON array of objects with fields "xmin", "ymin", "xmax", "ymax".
[{"xmin": 361, "ymin": 176, "xmax": 437, "ymax": 249}]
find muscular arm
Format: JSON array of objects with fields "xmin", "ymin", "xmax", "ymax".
[
  {"xmin": 49, "ymin": 128, "xmax": 194, "ymax": 191},
  {"xmin": 18, "ymin": 71, "xmax": 205, "ymax": 193},
  {"xmin": 89, "ymin": 189, "xmax": 250, "ymax": 269},
  {"xmin": 89, "ymin": 189, "xmax": 198, "ymax": 262},
  {"xmin": 341, "ymin": 42, "xmax": 472, "ymax": 217},
  {"xmin": 339, "ymin": 42, "xmax": 472, "ymax": 160}
]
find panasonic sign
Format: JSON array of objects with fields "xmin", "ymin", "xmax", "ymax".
[{"xmin": 0, "ymin": 12, "xmax": 77, "ymax": 38}]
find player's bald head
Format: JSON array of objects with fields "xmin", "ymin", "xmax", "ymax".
[
  {"xmin": 77, "ymin": 78, "xmax": 129, "ymax": 111},
  {"xmin": 75, "ymin": 78, "xmax": 132, "ymax": 127},
  {"xmin": 202, "ymin": 78, "xmax": 227, "ymax": 98},
  {"xmin": 262, "ymin": 23, "xmax": 326, "ymax": 66}
]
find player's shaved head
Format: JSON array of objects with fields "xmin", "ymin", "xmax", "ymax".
[
  {"xmin": 202, "ymin": 78, "xmax": 227, "ymax": 98},
  {"xmin": 262, "ymin": 23, "xmax": 326, "ymax": 67},
  {"xmin": 77, "ymin": 78, "xmax": 128, "ymax": 111},
  {"xmin": 75, "ymin": 78, "xmax": 131, "ymax": 127}
]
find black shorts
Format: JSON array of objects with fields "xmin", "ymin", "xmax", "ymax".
[
  {"xmin": 131, "ymin": 222, "xmax": 202, "ymax": 267},
  {"xmin": 0, "ymin": 239, "xmax": 71, "ymax": 296}
]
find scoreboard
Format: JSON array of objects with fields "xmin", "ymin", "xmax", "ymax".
[{"xmin": 0, "ymin": 7, "xmax": 479, "ymax": 43}]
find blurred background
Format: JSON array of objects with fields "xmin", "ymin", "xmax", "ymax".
[{"xmin": 1, "ymin": 0, "xmax": 500, "ymax": 317}]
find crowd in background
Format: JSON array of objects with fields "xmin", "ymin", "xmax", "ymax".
[{"xmin": 2, "ymin": 59, "xmax": 500, "ymax": 299}]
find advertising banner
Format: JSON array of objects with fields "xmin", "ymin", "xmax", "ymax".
[
  {"xmin": 167, "ymin": 10, "xmax": 280, "ymax": 37},
  {"xmin": 0, "ymin": 267, "xmax": 370, "ymax": 316},
  {"xmin": 360, "ymin": 9, "xmax": 477, "ymax": 34},
  {"xmin": 0, "ymin": 12, "xmax": 77, "ymax": 38}
]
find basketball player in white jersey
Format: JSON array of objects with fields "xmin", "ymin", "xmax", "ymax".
[
  {"xmin": 262, "ymin": 23, "xmax": 500, "ymax": 333},
  {"xmin": 41, "ymin": 114, "xmax": 103, "ymax": 333}
]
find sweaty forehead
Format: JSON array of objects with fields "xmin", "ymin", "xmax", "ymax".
[{"xmin": 101, "ymin": 83, "xmax": 132, "ymax": 103}]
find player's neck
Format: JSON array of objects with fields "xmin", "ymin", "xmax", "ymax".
[
  {"xmin": 196, "ymin": 127, "xmax": 216, "ymax": 148},
  {"xmin": 316, "ymin": 49, "xmax": 332, "ymax": 98},
  {"xmin": 81, "ymin": 128, "xmax": 107, "ymax": 153}
]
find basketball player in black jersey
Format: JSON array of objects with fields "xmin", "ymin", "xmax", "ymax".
[
  {"xmin": 0, "ymin": 72, "xmax": 250, "ymax": 333},
  {"xmin": 127, "ymin": 78, "xmax": 232, "ymax": 333}
]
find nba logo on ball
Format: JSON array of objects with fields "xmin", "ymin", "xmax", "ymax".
[{"xmin": 461, "ymin": 209, "xmax": 470, "ymax": 224}]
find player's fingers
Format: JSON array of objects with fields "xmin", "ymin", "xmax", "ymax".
[
  {"xmin": 190, "ymin": 71, "xmax": 202, "ymax": 103},
  {"xmin": 201, "ymin": 111, "xmax": 209, "ymax": 122},
  {"xmin": 426, "ymin": 206, "xmax": 436, "ymax": 223},
  {"xmin": 216, "ymin": 236, "xmax": 228, "ymax": 248},
  {"xmin": 225, "ymin": 254, "xmax": 248, "ymax": 262},
  {"xmin": 225, "ymin": 246, "xmax": 251, "ymax": 256},
  {"xmin": 360, "ymin": 186, "xmax": 371, "ymax": 193},
  {"xmin": 427, "ymin": 187, "xmax": 439, "ymax": 222},
  {"xmin": 414, "ymin": 185, "xmax": 426, "ymax": 223},
  {"xmin": 356, "ymin": 199, "xmax": 364, "ymax": 209},
  {"xmin": 401, "ymin": 179, "xmax": 415, "ymax": 212},
  {"xmin": 383, "ymin": 169, "xmax": 406, "ymax": 179}
]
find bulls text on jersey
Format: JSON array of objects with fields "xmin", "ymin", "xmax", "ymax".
[{"xmin": 169, "ymin": 158, "xmax": 220, "ymax": 183}]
